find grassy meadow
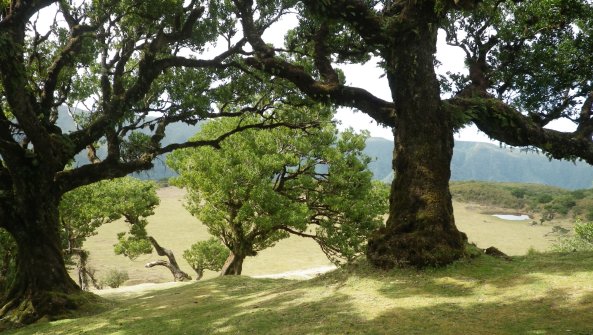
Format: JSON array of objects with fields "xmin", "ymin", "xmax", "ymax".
[
  {"xmin": 8, "ymin": 252, "xmax": 593, "ymax": 335},
  {"xmin": 81, "ymin": 187, "xmax": 334, "ymax": 285},
  {"xmin": 80, "ymin": 185, "xmax": 572, "ymax": 286},
  {"xmin": 6, "ymin": 181, "xmax": 593, "ymax": 334}
]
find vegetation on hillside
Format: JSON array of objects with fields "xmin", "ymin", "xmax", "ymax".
[
  {"xmin": 555, "ymin": 220, "xmax": 593, "ymax": 252},
  {"xmin": 450, "ymin": 181, "xmax": 593, "ymax": 222},
  {"xmin": 366, "ymin": 139, "xmax": 593, "ymax": 190}
]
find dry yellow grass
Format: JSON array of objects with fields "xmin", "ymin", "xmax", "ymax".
[
  {"xmin": 79, "ymin": 187, "xmax": 572, "ymax": 286},
  {"xmin": 453, "ymin": 202, "xmax": 569, "ymax": 255},
  {"xmin": 81, "ymin": 187, "xmax": 332, "ymax": 285}
]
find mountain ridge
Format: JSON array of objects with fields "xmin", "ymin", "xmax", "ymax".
[
  {"xmin": 365, "ymin": 137, "xmax": 593, "ymax": 190},
  {"xmin": 56, "ymin": 106, "xmax": 593, "ymax": 189}
]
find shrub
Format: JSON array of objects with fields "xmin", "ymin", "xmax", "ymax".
[
  {"xmin": 554, "ymin": 220, "xmax": 593, "ymax": 252},
  {"xmin": 101, "ymin": 269, "xmax": 129, "ymax": 288},
  {"xmin": 511, "ymin": 188, "xmax": 526, "ymax": 199},
  {"xmin": 586, "ymin": 208, "xmax": 593, "ymax": 222},
  {"xmin": 536, "ymin": 194, "xmax": 554, "ymax": 204},
  {"xmin": 183, "ymin": 238, "xmax": 230, "ymax": 280},
  {"xmin": 571, "ymin": 189, "xmax": 587, "ymax": 200}
]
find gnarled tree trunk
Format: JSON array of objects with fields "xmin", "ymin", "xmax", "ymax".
[
  {"xmin": 367, "ymin": 8, "xmax": 467, "ymax": 268},
  {"xmin": 0, "ymin": 192, "xmax": 89, "ymax": 330},
  {"xmin": 145, "ymin": 236, "xmax": 191, "ymax": 281}
]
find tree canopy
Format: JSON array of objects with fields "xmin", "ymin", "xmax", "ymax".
[
  {"xmin": 0, "ymin": 1, "xmax": 314, "ymax": 326},
  {"xmin": 2, "ymin": 0, "xmax": 593, "ymax": 327},
  {"xmin": 168, "ymin": 113, "xmax": 388, "ymax": 274},
  {"xmin": 222, "ymin": 0, "xmax": 593, "ymax": 268}
]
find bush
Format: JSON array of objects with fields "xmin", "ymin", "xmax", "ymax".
[
  {"xmin": 536, "ymin": 194, "xmax": 554, "ymax": 204},
  {"xmin": 571, "ymin": 189, "xmax": 587, "ymax": 200},
  {"xmin": 511, "ymin": 188, "xmax": 526, "ymax": 199},
  {"xmin": 554, "ymin": 220, "xmax": 593, "ymax": 252},
  {"xmin": 586, "ymin": 208, "xmax": 593, "ymax": 222},
  {"xmin": 101, "ymin": 269, "xmax": 129, "ymax": 288},
  {"xmin": 183, "ymin": 238, "xmax": 230, "ymax": 280}
]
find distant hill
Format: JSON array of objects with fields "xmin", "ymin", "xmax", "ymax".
[
  {"xmin": 55, "ymin": 107, "xmax": 200, "ymax": 180},
  {"xmin": 365, "ymin": 138, "xmax": 593, "ymax": 190},
  {"xmin": 57, "ymin": 107, "xmax": 593, "ymax": 189}
]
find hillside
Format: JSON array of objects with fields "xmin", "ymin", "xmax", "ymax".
[
  {"xmin": 7, "ymin": 252, "xmax": 593, "ymax": 335},
  {"xmin": 366, "ymin": 138, "xmax": 593, "ymax": 189},
  {"xmin": 56, "ymin": 107, "xmax": 593, "ymax": 189}
]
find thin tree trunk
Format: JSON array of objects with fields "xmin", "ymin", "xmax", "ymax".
[
  {"xmin": 193, "ymin": 268, "xmax": 204, "ymax": 280},
  {"xmin": 220, "ymin": 252, "xmax": 245, "ymax": 276},
  {"xmin": 146, "ymin": 236, "xmax": 191, "ymax": 281},
  {"xmin": 69, "ymin": 248, "xmax": 96, "ymax": 291},
  {"xmin": 367, "ymin": 8, "xmax": 467, "ymax": 268}
]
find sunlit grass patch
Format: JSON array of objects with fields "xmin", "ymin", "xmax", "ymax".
[{"xmin": 8, "ymin": 250, "xmax": 593, "ymax": 335}]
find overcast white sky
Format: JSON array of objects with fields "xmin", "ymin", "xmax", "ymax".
[
  {"xmin": 261, "ymin": 15, "xmax": 503, "ymax": 143},
  {"xmin": 332, "ymin": 31, "xmax": 577, "ymax": 143},
  {"xmin": 35, "ymin": 6, "xmax": 575, "ymax": 144}
]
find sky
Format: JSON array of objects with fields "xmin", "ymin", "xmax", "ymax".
[
  {"xmin": 261, "ymin": 14, "xmax": 503, "ymax": 143},
  {"xmin": 34, "ymin": 5, "xmax": 575, "ymax": 144}
]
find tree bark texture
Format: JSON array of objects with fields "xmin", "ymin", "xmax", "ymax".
[
  {"xmin": 220, "ymin": 252, "xmax": 245, "ymax": 276},
  {"xmin": 0, "ymin": 190, "xmax": 86, "ymax": 330},
  {"xmin": 367, "ymin": 8, "xmax": 467, "ymax": 268}
]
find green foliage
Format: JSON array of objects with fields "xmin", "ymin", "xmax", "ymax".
[
  {"xmin": 0, "ymin": 229, "xmax": 16, "ymax": 294},
  {"xmin": 536, "ymin": 194, "xmax": 554, "ymax": 204},
  {"xmin": 585, "ymin": 208, "xmax": 593, "ymax": 222},
  {"xmin": 100, "ymin": 269, "xmax": 129, "ymax": 289},
  {"xmin": 183, "ymin": 238, "xmax": 230, "ymax": 279},
  {"xmin": 60, "ymin": 177, "xmax": 159, "ymax": 263},
  {"xmin": 113, "ymin": 230, "xmax": 153, "ymax": 261},
  {"xmin": 168, "ymin": 111, "xmax": 387, "ymax": 265},
  {"xmin": 554, "ymin": 220, "xmax": 593, "ymax": 252},
  {"xmin": 106, "ymin": 179, "xmax": 160, "ymax": 260},
  {"xmin": 449, "ymin": 180, "xmax": 593, "ymax": 224},
  {"xmin": 120, "ymin": 132, "xmax": 154, "ymax": 162},
  {"xmin": 545, "ymin": 195, "xmax": 577, "ymax": 215},
  {"xmin": 510, "ymin": 188, "xmax": 526, "ymax": 199}
]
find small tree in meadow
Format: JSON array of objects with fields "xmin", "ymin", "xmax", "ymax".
[
  {"xmin": 108, "ymin": 179, "xmax": 192, "ymax": 282},
  {"xmin": 59, "ymin": 177, "xmax": 162, "ymax": 289},
  {"xmin": 183, "ymin": 238, "xmax": 230, "ymax": 280}
]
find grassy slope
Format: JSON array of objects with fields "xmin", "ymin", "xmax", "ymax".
[
  {"xmin": 82, "ymin": 186, "xmax": 569, "ymax": 286},
  {"xmin": 8, "ymin": 252, "xmax": 593, "ymax": 335}
]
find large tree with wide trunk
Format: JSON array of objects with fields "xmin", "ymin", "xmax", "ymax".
[
  {"xmin": 229, "ymin": 0, "xmax": 593, "ymax": 268},
  {"xmin": 0, "ymin": 0, "xmax": 312, "ymax": 328}
]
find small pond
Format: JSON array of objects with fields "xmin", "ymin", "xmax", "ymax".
[{"xmin": 492, "ymin": 214, "xmax": 530, "ymax": 221}]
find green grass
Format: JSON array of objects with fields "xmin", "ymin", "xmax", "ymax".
[{"xmin": 7, "ymin": 252, "xmax": 593, "ymax": 335}]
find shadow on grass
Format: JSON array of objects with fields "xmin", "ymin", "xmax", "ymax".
[
  {"xmin": 7, "ymin": 252, "xmax": 593, "ymax": 335},
  {"xmin": 207, "ymin": 285, "xmax": 593, "ymax": 335}
]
